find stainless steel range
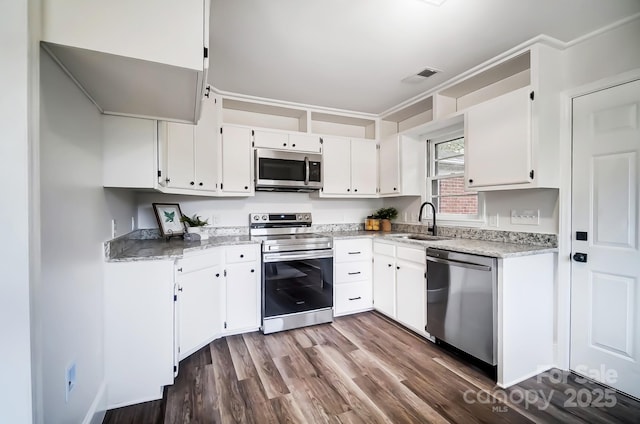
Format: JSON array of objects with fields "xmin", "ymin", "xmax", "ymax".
[{"xmin": 250, "ymin": 213, "xmax": 333, "ymax": 334}]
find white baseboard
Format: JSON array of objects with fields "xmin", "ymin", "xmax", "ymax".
[{"xmin": 82, "ymin": 382, "xmax": 107, "ymax": 424}]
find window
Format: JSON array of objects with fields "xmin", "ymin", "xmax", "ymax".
[{"xmin": 427, "ymin": 135, "xmax": 482, "ymax": 221}]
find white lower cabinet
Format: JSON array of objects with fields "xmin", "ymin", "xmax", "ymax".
[
  {"xmin": 223, "ymin": 244, "xmax": 261, "ymax": 333},
  {"xmin": 175, "ymin": 248, "xmax": 224, "ymax": 360},
  {"xmin": 373, "ymin": 241, "xmax": 427, "ymax": 335},
  {"xmin": 104, "ymin": 260, "xmax": 176, "ymax": 409},
  {"xmin": 333, "ymin": 238, "xmax": 373, "ymax": 316}
]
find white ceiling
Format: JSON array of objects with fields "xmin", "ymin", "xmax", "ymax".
[{"xmin": 209, "ymin": 0, "xmax": 640, "ymax": 114}]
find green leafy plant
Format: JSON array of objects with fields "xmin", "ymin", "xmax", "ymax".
[
  {"xmin": 373, "ymin": 207, "xmax": 398, "ymax": 220},
  {"xmin": 180, "ymin": 214, "xmax": 209, "ymax": 227}
]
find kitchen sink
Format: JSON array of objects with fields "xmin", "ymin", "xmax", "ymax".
[{"xmin": 387, "ymin": 233, "xmax": 451, "ymax": 241}]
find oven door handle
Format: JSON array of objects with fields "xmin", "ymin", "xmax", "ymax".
[{"xmin": 263, "ymin": 250, "xmax": 333, "ymax": 262}]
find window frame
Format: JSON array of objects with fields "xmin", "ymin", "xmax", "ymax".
[{"xmin": 425, "ymin": 131, "xmax": 485, "ymax": 225}]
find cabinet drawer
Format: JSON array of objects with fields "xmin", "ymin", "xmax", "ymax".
[
  {"xmin": 335, "ymin": 281, "xmax": 373, "ymax": 316},
  {"xmin": 397, "ymin": 245, "xmax": 425, "ymax": 264},
  {"xmin": 335, "ymin": 260, "xmax": 371, "ymax": 283},
  {"xmin": 225, "ymin": 244, "xmax": 258, "ymax": 264},
  {"xmin": 335, "ymin": 238, "xmax": 372, "ymax": 263},
  {"xmin": 177, "ymin": 248, "xmax": 222, "ymax": 274},
  {"xmin": 373, "ymin": 241, "xmax": 395, "ymax": 257}
]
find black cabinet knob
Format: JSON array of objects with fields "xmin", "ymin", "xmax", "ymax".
[
  {"xmin": 240, "ymin": 254, "xmax": 244, "ymax": 258},
  {"xmin": 292, "ymin": 144, "xmax": 296, "ymax": 147},
  {"xmin": 393, "ymin": 187, "xmax": 397, "ymax": 191},
  {"xmin": 347, "ymin": 188, "xmax": 350, "ymax": 192},
  {"xmin": 250, "ymin": 269, "xmax": 255, "ymax": 273},
  {"xmin": 354, "ymin": 189, "xmax": 358, "ymax": 192},
  {"xmin": 396, "ymin": 266, "xmax": 400, "ymax": 270},
  {"xmin": 388, "ymin": 264, "xmax": 392, "ymax": 267},
  {"xmin": 244, "ymin": 186, "xmax": 248, "ymax": 190},
  {"xmin": 177, "ymin": 267, "xmax": 182, "ymax": 272},
  {"xmin": 215, "ymin": 273, "xmax": 220, "ymax": 277},
  {"xmin": 198, "ymin": 182, "xmax": 203, "ymax": 186},
  {"xmin": 283, "ymin": 143, "xmax": 287, "ymax": 146},
  {"xmin": 178, "ymin": 287, "xmax": 183, "ymax": 292},
  {"xmin": 190, "ymin": 181, "xmax": 195, "ymax": 185},
  {"xmin": 468, "ymin": 179, "xmax": 474, "ymax": 184}
]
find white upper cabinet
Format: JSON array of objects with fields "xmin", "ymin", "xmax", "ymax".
[
  {"xmin": 158, "ymin": 95, "xmax": 218, "ymax": 194},
  {"xmin": 321, "ymin": 137, "xmax": 377, "ymax": 197},
  {"xmin": 379, "ymin": 135, "xmax": 424, "ymax": 196},
  {"xmin": 465, "ymin": 87, "xmax": 532, "ymax": 189},
  {"xmin": 41, "ymin": 0, "xmax": 209, "ymax": 122},
  {"xmin": 254, "ymin": 130, "xmax": 321, "ymax": 153},
  {"xmin": 220, "ymin": 125, "xmax": 254, "ymax": 195}
]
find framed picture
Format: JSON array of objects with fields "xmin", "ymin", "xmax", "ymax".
[{"xmin": 152, "ymin": 203, "xmax": 185, "ymax": 238}]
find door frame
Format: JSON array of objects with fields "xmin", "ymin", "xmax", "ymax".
[{"xmin": 557, "ymin": 68, "xmax": 640, "ymax": 371}]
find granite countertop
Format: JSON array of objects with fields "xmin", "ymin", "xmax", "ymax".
[
  {"xmin": 108, "ymin": 228, "xmax": 557, "ymax": 261},
  {"xmin": 108, "ymin": 235, "xmax": 257, "ymax": 262},
  {"xmin": 326, "ymin": 231, "xmax": 557, "ymax": 258}
]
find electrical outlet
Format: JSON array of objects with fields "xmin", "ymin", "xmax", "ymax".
[
  {"xmin": 212, "ymin": 215, "xmax": 220, "ymax": 225},
  {"xmin": 65, "ymin": 361, "xmax": 76, "ymax": 402},
  {"xmin": 510, "ymin": 209, "xmax": 540, "ymax": 225},
  {"xmin": 488, "ymin": 214, "xmax": 499, "ymax": 227},
  {"xmin": 111, "ymin": 219, "xmax": 117, "ymax": 238}
]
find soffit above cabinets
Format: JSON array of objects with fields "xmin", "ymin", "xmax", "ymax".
[
  {"xmin": 209, "ymin": 0, "xmax": 640, "ymax": 114},
  {"xmin": 43, "ymin": 43, "xmax": 201, "ymax": 122}
]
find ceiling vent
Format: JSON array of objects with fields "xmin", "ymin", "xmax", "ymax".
[{"xmin": 401, "ymin": 67, "xmax": 440, "ymax": 84}]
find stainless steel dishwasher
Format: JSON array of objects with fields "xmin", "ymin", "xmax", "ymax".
[{"xmin": 426, "ymin": 248, "xmax": 497, "ymax": 366}]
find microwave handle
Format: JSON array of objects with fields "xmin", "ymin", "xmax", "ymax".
[{"xmin": 304, "ymin": 156, "xmax": 310, "ymax": 186}]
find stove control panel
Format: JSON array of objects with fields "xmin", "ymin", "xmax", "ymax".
[{"xmin": 249, "ymin": 212, "xmax": 312, "ymax": 226}]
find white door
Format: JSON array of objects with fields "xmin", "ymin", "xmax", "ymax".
[
  {"xmin": 372, "ymin": 253, "xmax": 396, "ymax": 317},
  {"xmin": 396, "ymin": 259, "xmax": 426, "ymax": 333},
  {"xmin": 350, "ymin": 138, "xmax": 378, "ymax": 195},
  {"xmin": 571, "ymin": 79, "xmax": 640, "ymax": 399},
  {"xmin": 289, "ymin": 133, "xmax": 321, "ymax": 153},
  {"xmin": 221, "ymin": 125, "xmax": 252, "ymax": 194},
  {"xmin": 322, "ymin": 136, "xmax": 351, "ymax": 195},
  {"xmin": 225, "ymin": 262, "xmax": 259, "ymax": 332},
  {"xmin": 379, "ymin": 135, "xmax": 400, "ymax": 195}
]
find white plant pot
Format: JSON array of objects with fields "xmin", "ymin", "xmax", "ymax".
[{"xmin": 187, "ymin": 227, "xmax": 209, "ymax": 240}]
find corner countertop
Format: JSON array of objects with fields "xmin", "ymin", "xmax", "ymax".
[
  {"xmin": 108, "ymin": 235, "xmax": 257, "ymax": 262},
  {"xmin": 325, "ymin": 231, "xmax": 557, "ymax": 258}
]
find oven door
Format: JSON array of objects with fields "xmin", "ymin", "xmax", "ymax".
[
  {"xmin": 255, "ymin": 149, "xmax": 322, "ymax": 190},
  {"xmin": 262, "ymin": 249, "xmax": 333, "ymax": 318}
]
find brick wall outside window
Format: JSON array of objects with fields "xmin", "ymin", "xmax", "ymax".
[{"xmin": 438, "ymin": 178, "xmax": 478, "ymax": 214}]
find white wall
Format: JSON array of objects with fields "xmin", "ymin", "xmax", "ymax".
[
  {"xmin": 39, "ymin": 48, "xmax": 136, "ymax": 423},
  {"xmin": 0, "ymin": 1, "xmax": 35, "ymax": 422},
  {"xmin": 136, "ymin": 192, "xmax": 383, "ymax": 229}
]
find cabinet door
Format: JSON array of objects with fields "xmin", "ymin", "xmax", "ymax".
[
  {"xmin": 194, "ymin": 95, "xmax": 218, "ymax": 191},
  {"xmin": 253, "ymin": 130, "xmax": 289, "ymax": 149},
  {"xmin": 350, "ymin": 138, "xmax": 377, "ymax": 195},
  {"xmin": 378, "ymin": 135, "xmax": 400, "ymax": 195},
  {"xmin": 373, "ymin": 253, "xmax": 396, "ymax": 317},
  {"xmin": 465, "ymin": 87, "xmax": 532, "ymax": 188},
  {"xmin": 321, "ymin": 137, "xmax": 351, "ymax": 195},
  {"xmin": 221, "ymin": 125, "xmax": 253, "ymax": 194},
  {"xmin": 177, "ymin": 266, "xmax": 223, "ymax": 359},
  {"xmin": 396, "ymin": 258, "xmax": 426, "ymax": 333},
  {"xmin": 165, "ymin": 122, "xmax": 195, "ymax": 189},
  {"xmin": 225, "ymin": 262, "xmax": 260, "ymax": 332},
  {"xmin": 289, "ymin": 133, "xmax": 321, "ymax": 153}
]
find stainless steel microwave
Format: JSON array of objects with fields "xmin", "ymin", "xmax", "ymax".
[{"xmin": 255, "ymin": 149, "xmax": 322, "ymax": 192}]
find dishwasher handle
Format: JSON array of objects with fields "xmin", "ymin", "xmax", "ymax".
[{"xmin": 427, "ymin": 255, "xmax": 492, "ymax": 272}]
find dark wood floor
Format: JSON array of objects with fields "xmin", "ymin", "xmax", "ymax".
[{"xmin": 104, "ymin": 312, "xmax": 640, "ymax": 423}]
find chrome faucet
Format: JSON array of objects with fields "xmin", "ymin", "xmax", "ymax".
[{"xmin": 418, "ymin": 201, "xmax": 437, "ymax": 236}]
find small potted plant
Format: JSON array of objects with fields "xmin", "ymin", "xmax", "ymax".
[
  {"xmin": 180, "ymin": 214, "xmax": 210, "ymax": 240},
  {"xmin": 373, "ymin": 207, "xmax": 398, "ymax": 232}
]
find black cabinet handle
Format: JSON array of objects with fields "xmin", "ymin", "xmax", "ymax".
[
  {"xmin": 387, "ymin": 264, "xmax": 392, "ymax": 267},
  {"xmin": 396, "ymin": 266, "xmax": 400, "ymax": 270},
  {"xmin": 292, "ymin": 143, "xmax": 296, "ymax": 147},
  {"xmin": 244, "ymin": 186, "xmax": 248, "ymax": 190},
  {"xmin": 240, "ymin": 254, "xmax": 244, "ymax": 258},
  {"xmin": 178, "ymin": 287, "xmax": 183, "ymax": 292},
  {"xmin": 177, "ymin": 267, "xmax": 183, "ymax": 272},
  {"xmin": 347, "ymin": 188, "xmax": 350, "ymax": 192},
  {"xmin": 393, "ymin": 187, "xmax": 397, "ymax": 191},
  {"xmin": 251, "ymin": 269, "xmax": 255, "ymax": 273},
  {"xmin": 215, "ymin": 273, "xmax": 220, "ymax": 277},
  {"xmin": 348, "ymin": 251, "xmax": 361, "ymax": 255},
  {"xmin": 190, "ymin": 181, "xmax": 195, "ymax": 185},
  {"xmin": 347, "ymin": 271, "xmax": 361, "ymax": 275},
  {"xmin": 348, "ymin": 296, "xmax": 362, "ymax": 301},
  {"xmin": 354, "ymin": 189, "xmax": 358, "ymax": 192},
  {"xmin": 283, "ymin": 143, "xmax": 287, "ymax": 146},
  {"xmin": 165, "ymin": 178, "xmax": 171, "ymax": 183},
  {"xmin": 468, "ymin": 179, "xmax": 474, "ymax": 184},
  {"xmin": 198, "ymin": 182, "xmax": 203, "ymax": 186}
]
